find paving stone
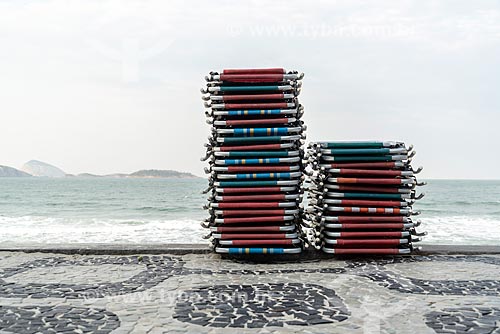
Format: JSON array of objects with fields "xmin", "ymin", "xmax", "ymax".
[
  {"xmin": 0, "ymin": 305, "xmax": 119, "ymax": 334},
  {"xmin": 1, "ymin": 253, "xmax": 500, "ymax": 333}
]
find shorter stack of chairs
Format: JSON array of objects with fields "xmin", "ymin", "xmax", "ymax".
[
  {"xmin": 304, "ymin": 141, "xmax": 426, "ymax": 255},
  {"xmin": 201, "ymin": 68, "xmax": 306, "ymax": 255}
]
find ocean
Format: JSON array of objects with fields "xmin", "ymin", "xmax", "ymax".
[{"xmin": 0, "ymin": 178, "xmax": 499, "ymax": 246}]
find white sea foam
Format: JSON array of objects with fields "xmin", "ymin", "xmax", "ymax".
[
  {"xmin": 420, "ymin": 216, "xmax": 500, "ymax": 245},
  {"xmin": 0, "ymin": 216, "xmax": 208, "ymax": 245},
  {"xmin": 1, "ymin": 215, "xmax": 500, "ymax": 246}
]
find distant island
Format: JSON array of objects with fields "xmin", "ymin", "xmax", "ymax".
[
  {"xmin": 0, "ymin": 160, "xmax": 199, "ymax": 179},
  {"xmin": 0, "ymin": 165, "xmax": 32, "ymax": 177},
  {"xmin": 74, "ymin": 169, "xmax": 198, "ymax": 179},
  {"xmin": 128, "ymin": 169, "xmax": 196, "ymax": 178},
  {"xmin": 22, "ymin": 160, "xmax": 66, "ymax": 177}
]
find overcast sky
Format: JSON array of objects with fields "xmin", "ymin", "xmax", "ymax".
[{"xmin": 1, "ymin": 0, "xmax": 499, "ymax": 179}]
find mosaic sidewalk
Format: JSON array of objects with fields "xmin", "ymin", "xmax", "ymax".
[{"xmin": 0, "ymin": 252, "xmax": 499, "ymax": 334}]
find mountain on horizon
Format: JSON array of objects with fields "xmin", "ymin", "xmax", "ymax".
[
  {"xmin": 127, "ymin": 169, "xmax": 197, "ymax": 178},
  {"xmin": 0, "ymin": 160, "xmax": 199, "ymax": 179},
  {"xmin": 0, "ymin": 165, "xmax": 32, "ymax": 177},
  {"xmin": 22, "ymin": 160, "xmax": 66, "ymax": 178},
  {"xmin": 77, "ymin": 169, "xmax": 199, "ymax": 179}
]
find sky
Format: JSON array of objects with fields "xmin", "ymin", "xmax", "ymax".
[{"xmin": 0, "ymin": 0, "xmax": 499, "ymax": 179}]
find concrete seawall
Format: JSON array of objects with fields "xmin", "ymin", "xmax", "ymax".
[{"xmin": 1, "ymin": 243, "xmax": 500, "ymax": 255}]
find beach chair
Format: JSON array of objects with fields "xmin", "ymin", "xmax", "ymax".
[
  {"xmin": 201, "ymin": 68, "xmax": 306, "ymax": 255},
  {"xmin": 304, "ymin": 141, "xmax": 426, "ymax": 255}
]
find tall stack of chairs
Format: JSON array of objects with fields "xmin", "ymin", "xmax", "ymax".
[
  {"xmin": 304, "ymin": 141, "xmax": 426, "ymax": 255},
  {"xmin": 201, "ymin": 68, "xmax": 306, "ymax": 255}
]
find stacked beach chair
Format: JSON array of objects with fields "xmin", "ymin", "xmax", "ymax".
[
  {"xmin": 201, "ymin": 68, "xmax": 306, "ymax": 255},
  {"xmin": 304, "ymin": 141, "xmax": 426, "ymax": 255}
]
